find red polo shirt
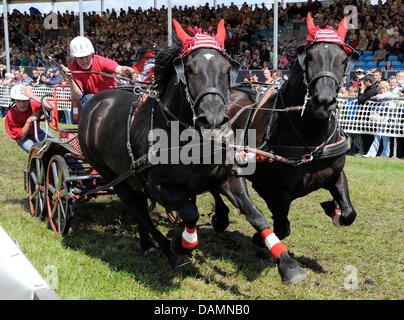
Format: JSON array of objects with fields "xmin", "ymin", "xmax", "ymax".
[
  {"xmin": 68, "ymin": 55, "xmax": 119, "ymax": 95},
  {"xmin": 5, "ymin": 100, "xmax": 43, "ymax": 142}
]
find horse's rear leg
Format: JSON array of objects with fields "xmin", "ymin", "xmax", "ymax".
[
  {"xmin": 113, "ymin": 183, "xmax": 186, "ymax": 267},
  {"xmin": 149, "ymin": 183, "xmax": 200, "ymax": 258},
  {"xmin": 219, "ymin": 176, "xmax": 306, "ymax": 285},
  {"xmin": 252, "ymin": 182, "xmax": 292, "ymax": 240},
  {"xmin": 210, "ymin": 191, "xmax": 230, "ymax": 232},
  {"xmin": 322, "ymin": 170, "xmax": 356, "ymax": 227}
]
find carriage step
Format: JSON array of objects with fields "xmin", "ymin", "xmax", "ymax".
[{"xmin": 65, "ymin": 174, "xmax": 101, "ymax": 182}]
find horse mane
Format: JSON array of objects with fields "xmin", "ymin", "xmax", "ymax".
[{"xmin": 153, "ymin": 38, "xmax": 183, "ymax": 95}]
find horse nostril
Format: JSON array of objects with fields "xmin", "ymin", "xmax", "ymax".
[
  {"xmin": 314, "ymin": 94, "xmax": 336, "ymax": 106},
  {"xmin": 220, "ymin": 116, "xmax": 229, "ymax": 127},
  {"xmin": 197, "ymin": 115, "xmax": 210, "ymax": 129}
]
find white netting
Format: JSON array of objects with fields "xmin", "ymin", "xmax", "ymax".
[
  {"xmin": 0, "ymin": 85, "xmax": 72, "ymax": 111},
  {"xmin": 337, "ymin": 97, "xmax": 404, "ymax": 138},
  {"xmin": 0, "ymin": 85, "xmax": 12, "ymax": 109}
]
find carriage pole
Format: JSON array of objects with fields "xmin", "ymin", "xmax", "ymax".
[
  {"xmin": 273, "ymin": 0, "xmax": 279, "ymax": 70},
  {"xmin": 79, "ymin": 0, "xmax": 84, "ymax": 36},
  {"xmin": 2, "ymin": 0, "xmax": 11, "ymax": 73},
  {"xmin": 167, "ymin": 0, "xmax": 172, "ymax": 47}
]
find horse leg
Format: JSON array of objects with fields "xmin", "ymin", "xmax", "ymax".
[
  {"xmin": 251, "ymin": 183, "xmax": 292, "ymax": 240},
  {"xmin": 219, "ymin": 176, "xmax": 306, "ymax": 285},
  {"xmin": 149, "ymin": 183, "xmax": 200, "ymax": 257},
  {"xmin": 90, "ymin": 166, "xmax": 158, "ymax": 254},
  {"xmin": 322, "ymin": 170, "xmax": 357, "ymax": 227},
  {"xmin": 112, "ymin": 182, "xmax": 187, "ymax": 267},
  {"xmin": 268, "ymin": 200, "xmax": 292, "ymax": 241},
  {"xmin": 210, "ymin": 191, "xmax": 230, "ymax": 232}
]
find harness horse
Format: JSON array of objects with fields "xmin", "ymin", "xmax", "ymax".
[
  {"xmin": 78, "ymin": 20, "xmax": 306, "ymax": 284},
  {"xmin": 211, "ymin": 14, "xmax": 359, "ymax": 251}
]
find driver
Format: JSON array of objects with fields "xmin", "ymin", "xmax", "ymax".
[
  {"xmin": 4, "ymin": 84, "xmax": 54, "ymax": 153},
  {"xmin": 62, "ymin": 36, "xmax": 137, "ymax": 108}
]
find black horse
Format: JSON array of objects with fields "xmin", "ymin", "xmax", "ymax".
[
  {"xmin": 78, "ymin": 20, "xmax": 306, "ymax": 284},
  {"xmin": 211, "ymin": 14, "xmax": 359, "ymax": 245}
]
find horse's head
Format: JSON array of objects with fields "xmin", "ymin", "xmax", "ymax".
[
  {"xmin": 173, "ymin": 19, "xmax": 239, "ymax": 130},
  {"xmin": 297, "ymin": 13, "xmax": 359, "ymax": 119}
]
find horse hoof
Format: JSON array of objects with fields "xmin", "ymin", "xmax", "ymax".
[
  {"xmin": 273, "ymin": 227, "xmax": 290, "ymax": 241},
  {"xmin": 143, "ymin": 246, "xmax": 160, "ymax": 256},
  {"xmin": 212, "ymin": 214, "xmax": 229, "ymax": 232},
  {"xmin": 320, "ymin": 201, "xmax": 335, "ymax": 216},
  {"xmin": 274, "ymin": 221, "xmax": 291, "ymax": 240},
  {"xmin": 277, "ymin": 252, "xmax": 307, "ymax": 285}
]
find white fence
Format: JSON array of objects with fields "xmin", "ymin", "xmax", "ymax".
[
  {"xmin": 0, "ymin": 85, "xmax": 72, "ymax": 111},
  {"xmin": 337, "ymin": 97, "xmax": 404, "ymax": 138}
]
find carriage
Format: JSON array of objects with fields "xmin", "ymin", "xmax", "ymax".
[{"xmin": 23, "ymin": 84, "xmax": 114, "ymax": 235}]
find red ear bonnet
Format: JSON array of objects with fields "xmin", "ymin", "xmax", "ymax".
[
  {"xmin": 172, "ymin": 19, "xmax": 191, "ymax": 47},
  {"xmin": 307, "ymin": 12, "xmax": 317, "ymax": 35},
  {"xmin": 305, "ymin": 12, "xmax": 352, "ymax": 53},
  {"xmin": 337, "ymin": 17, "xmax": 347, "ymax": 41},
  {"xmin": 215, "ymin": 19, "xmax": 226, "ymax": 45},
  {"xmin": 173, "ymin": 19, "xmax": 227, "ymax": 58}
]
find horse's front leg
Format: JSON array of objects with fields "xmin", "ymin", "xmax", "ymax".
[
  {"xmin": 322, "ymin": 170, "xmax": 357, "ymax": 227},
  {"xmin": 150, "ymin": 183, "xmax": 200, "ymax": 257},
  {"xmin": 219, "ymin": 175, "xmax": 306, "ymax": 285}
]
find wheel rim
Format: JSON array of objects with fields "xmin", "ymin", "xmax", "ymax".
[
  {"xmin": 28, "ymin": 157, "xmax": 45, "ymax": 217},
  {"xmin": 46, "ymin": 156, "xmax": 70, "ymax": 235}
]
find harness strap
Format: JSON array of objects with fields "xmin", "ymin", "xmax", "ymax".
[
  {"xmin": 250, "ymin": 87, "xmax": 276, "ymax": 127},
  {"xmin": 193, "ymin": 87, "xmax": 228, "ymax": 107},
  {"xmin": 307, "ymin": 71, "xmax": 341, "ymax": 90},
  {"xmin": 77, "ymin": 170, "xmax": 132, "ymax": 200},
  {"xmin": 269, "ymin": 136, "xmax": 348, "ymax": 160}
]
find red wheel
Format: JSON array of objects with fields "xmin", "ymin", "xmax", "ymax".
[
  {"xmin": 28, "ymin": 156, "xmax": 46, "ymax": 218},
  {"xmin": 45, "ymin": 155, "xmax": 71, "ymax": 235}
]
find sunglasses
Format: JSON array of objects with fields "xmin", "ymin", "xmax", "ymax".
[{"xmin": 355, "ymin": 71, "xmax": 363, "ymax": 74}]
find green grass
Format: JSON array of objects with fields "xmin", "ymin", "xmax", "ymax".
[{"xmin": 0, "ymin": 117, "xmax": 403, "ymax": 300}]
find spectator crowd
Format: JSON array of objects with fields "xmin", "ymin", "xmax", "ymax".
[{"xmin": 339, "ymin": 68, "xmax": 404, "ymax": 159}]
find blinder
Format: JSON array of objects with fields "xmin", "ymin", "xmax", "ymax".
[
  {"xmin": 173, "ymin": 56, "xmax": 186, "ymax": 85},
  {"xmin": 296, "ymin": 43, "xmax": 359, "ymax": 90},
  {"xmin": 173, "ymin": 52, "xmax": 240, "ymax": 111},
  {"xmin": 174, "ymin": 55, "xmax": 240, "ymax": 88},
  {"xmin": 230, "ymin": 59, "xmax": 240, "ymax": 87}
]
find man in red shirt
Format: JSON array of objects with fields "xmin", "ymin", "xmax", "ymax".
[
  {"xmin": 62, "ymin": 36, "xmax": 137, "ymax": 107},
  {"xmin": 5, "ymin": 84, "xmax": 54, "ymax": 152}
]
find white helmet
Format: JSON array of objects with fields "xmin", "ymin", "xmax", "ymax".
[
  {"xmin": 70, "ymin": 36, "xmax": 95, "ymax": 58},
  {"xmin": 10, "ymin": 84, "xmax": 29, "ymax": 101}
]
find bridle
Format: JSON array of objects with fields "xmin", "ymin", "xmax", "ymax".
[
  {"xmin": 296, "ymin": 42, "xmax": 359, "ymax": 101},
  {"xmin": 172, "ymin": 50, "xmax": 239, "ymax": 126}
]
